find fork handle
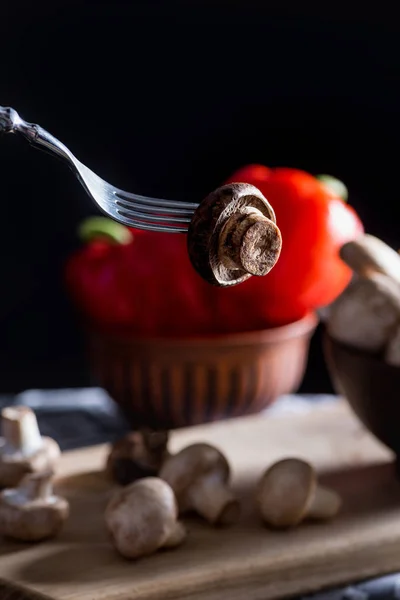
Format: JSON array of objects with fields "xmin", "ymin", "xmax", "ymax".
[{"xmin": 0, "ymin": 105, "xmax": 73, "ymax": 162}]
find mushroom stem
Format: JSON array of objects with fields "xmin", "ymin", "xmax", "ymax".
[
  {"xmin": 218, "ymin": 207, "xmax": 280, "ymax": 277},
  {"xmin": 19, "ymin": 471, "xmax": 53, "ymax": 501},
  {"xmin": 306, "ymin": 485, "xmax": 341, "ymax": 520},
  {"xmin": 163, "ymin": 521, "xmax": 187, "ymax": 548},
  {"xmin": 186, "ymin": 475, "xmax": 239, "ymax": 526},
  {"xmin": 1, "ymin": 407, "xmax": 43, "ymax": 456}
]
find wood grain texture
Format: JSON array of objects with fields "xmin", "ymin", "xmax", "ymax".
[{"xmin": 0, "ymin": 400, "xmax": 399, "ymax": 600}]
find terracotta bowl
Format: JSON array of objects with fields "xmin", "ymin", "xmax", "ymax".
[
  {"xmin": 324, "ymin": 331, "xmax": 400, "ymax": 456},
  {"xmin": 87, "ymin": 313, "xmax": 317, "ymax": 430}
]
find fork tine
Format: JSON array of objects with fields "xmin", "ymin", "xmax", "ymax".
[
  {"xmin": 114, "ymin": 191, "xmax": 198, "ymax": 211},
  {"xmin": 115, "ymin": 205, "xmax": 192, "ymax": 224},
  {"xmin": 115, "ymin": 198, "xmax": 193, "ymax": 218},
  {"xmin": 114, "ymin": 213, "xmax": 188, "ymax": 233}
]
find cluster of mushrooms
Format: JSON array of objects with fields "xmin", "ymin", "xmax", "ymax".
[
  {"xmin": 326, "ymin": 234, "xmax": 400, "ymax": 364},
  {"xmin": 0, "ymin": 407, "xmax": 342, "ymax": 557},
  {"xmin": 104, "ymin": 431, "xmax": 342, "ymax": 560},
  {"xmin": 0, "ymin": 406, "xmax": 68, "ymax": 541}
]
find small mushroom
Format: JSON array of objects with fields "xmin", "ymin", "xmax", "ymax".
[
  {"xmin": 340, "ymin": 234, "xmax": 400, "ymax": 284},
  {"xmin": 105, "ymin": 477, "xmax": 186, "ymax": 559},
  {"xmin": 159, "ymin": 443, "xmax": 240, "ymax": 526},
  {"xmin": 0, "ymin": 470, "xmax": 69, "ymax": 541},
  {"xmin": 106, "ymin": 429, "xmax": 170, "ymax": 485},
  {"xmin": 326, "ymin": 272, "xmax": 400, "ymax": 352},
  {"xmin": 0, "ymin": 406, "xmax": 60, "ymax": 488},
  {"xmin": 187, "ymin": 183, "xmax": 282, "ymax": 287},
  {"xmin": 257, "ymin": 458, "xmax": 341, "ymax": 529}
]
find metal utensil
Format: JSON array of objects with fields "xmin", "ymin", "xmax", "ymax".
[{"xmin": 0, "ymin": 106, "xmax": 197, "ymax": 233}]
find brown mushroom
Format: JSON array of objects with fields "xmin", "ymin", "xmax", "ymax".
[
  {"xmin": 326, "ymin": 272, "xmax": 400, "ymax": 352},
  {"xmin": 0, "ymin": 406, "xmax": 60, "ymax": 488},
  {"xmin": 187, "ymin": 183, "xmax": 282, "ymax": 287},
  {"xmin": 106, "ymin": 429, "xmax": 170, "ymax": 485},
  {"xmin": 159, "ymin": 443, "xmax": 240, "ymax": 526},
  {"xmin": 257, "ymin": 458, "xmax": 341, "ymax": 529},
  {"xmin": 340, "ymin": 234, "xmax": 400, "ymax": 284},
  {"xmin": 105, "ymin": 477, "xmax": 186, "ymax": 559},
  {"xmin": 0, "ymin": 470, "xmax": 69, "ymax": 541}
]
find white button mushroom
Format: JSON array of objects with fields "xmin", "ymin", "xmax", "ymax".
[
  {"xmin": 340, "ymin": 234, "xmax": 400, "ymax": 284},
  {"xmin": 326, "ymin": 272, "xmax": 400, "ymax": 353},
  {"xmin": 159, "ymin": 443, "xmax": 240, "ymax": 526},
  {"xmin": 257, "ymin": 458, "xmax": 341, "ymax": 529},
  {"xmin": 0, "ymin": 406, "xmax": 60, "ymax": 488},
  {"xmin": 105, "ymin": 477, "xmax": 186, "ymax": 560},
  {"xmin": 0, "ymin": 470, "xmax": 69, "ymax": 542}
]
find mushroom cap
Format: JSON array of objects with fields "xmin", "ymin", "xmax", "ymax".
[
  {"xmin": 105, "ymin": 477, "xmax": 182, "ymax": 559},
  {"xmin": 0, "ymin": 437, "xmax": 61, "ymax": 488},
  {"xmin": 257, "ymin": 458, "xmax": 316, "ymax": 528},
  {"xmin": 0, "ymin": 488, "xmax": 69, "ymax": 541},
  {"xmin": 159, "ymin": 443, "xmax": 230, "ymax": 498},
  {"xmin": 106, "ymin": 430, "xmax": 169, "ymax": 485}
]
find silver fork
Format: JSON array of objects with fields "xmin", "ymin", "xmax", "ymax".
[{"xmin": 0, "ymin": 106, "xmax": 198, "ymax": 233}]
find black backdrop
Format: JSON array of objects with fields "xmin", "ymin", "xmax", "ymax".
[{"xmin": 0, "ymin": 2, "xmax": 399, "ymax": 394}]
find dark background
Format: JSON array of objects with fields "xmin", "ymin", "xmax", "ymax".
[{"xmin": 0, "ymin": 2, "xmax": 399, "ymax": 394}]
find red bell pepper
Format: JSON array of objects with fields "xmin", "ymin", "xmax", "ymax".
[
  {"xmin": 224, "ymin": 165, "xmax": 364, "ymax": 325},
  {"xmin": 66, "ymin": 166, "xmax": 363, "ymax": 337}
]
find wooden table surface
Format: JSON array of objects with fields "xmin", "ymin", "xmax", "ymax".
[{"xmin": 1, "ymin": 400, "xmax": 399, "ymax": 600}]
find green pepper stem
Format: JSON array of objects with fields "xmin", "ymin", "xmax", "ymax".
[
  {"xmin": 78, "ymin": 216, "xmax": 133, "ymax": 245},
  {"xmin": 316, "ymin": 174, "xmax": 348, "ymax": 202}
]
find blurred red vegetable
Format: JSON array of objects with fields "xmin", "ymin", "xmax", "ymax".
[{"xmin": 65, "ymin": 166, "xmax": 363, "ymax": 336}]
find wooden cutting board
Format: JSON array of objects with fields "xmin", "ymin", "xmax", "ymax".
[{"xmin": 1, "ymin": 400, "xmax": 400, "ymax": 600}]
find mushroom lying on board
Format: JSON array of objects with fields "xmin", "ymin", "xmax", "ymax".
[
  {"xmin": 0, "ymin": 406, "xmax": 60, "ymax": 488},
  {"xmin": 0, "ymin": 470, "xmax": 69, "ymax": 542},
  {"xmin": 257, "ymin": 458, "xmax": 341, "ymax": 529},
  {"xmin": 159, "ymin": 443, "xmax": 240, "ymax": 526},
  {"xmin": 105, "ymin": 477, "xmax": 186, "ymax": 560},
  {"xmin": 106, "ymin": 429, "xmax": 169, "ymax": 486}
]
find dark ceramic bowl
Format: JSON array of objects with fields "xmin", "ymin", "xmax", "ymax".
[
  {"xmin": 87, "ymin": 313, "xmax": 317, "ymax": 430},
  {"xmin": 324, "ymin": 331, "xmax": 400, "ymax": 456}
]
